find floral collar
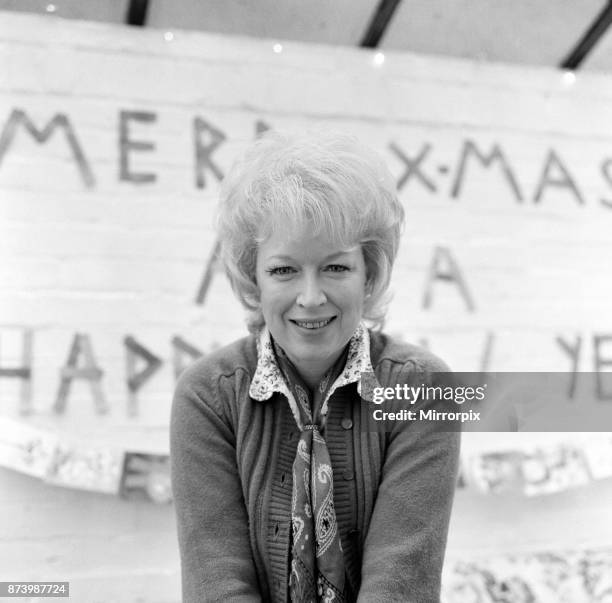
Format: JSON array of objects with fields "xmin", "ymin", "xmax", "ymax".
[{"xmin": 249, "ymin": 323, "xmax": 381, "ymax": 428}]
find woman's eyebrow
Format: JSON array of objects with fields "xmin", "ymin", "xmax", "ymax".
[
  {"xmin": 266, "ymin": 255, "xmax": 295, "ymax": 262},
  {"xmin": 266, "ymin": 251, "xmax": 355, "ymax": 263},
  {"xmin": 324, "ymin": 249, "xmax": 358, "ymax": 260}
]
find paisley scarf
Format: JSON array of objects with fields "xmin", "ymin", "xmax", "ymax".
[{"xmin": 273, "ymin": 342, "xmax": 348, "ymax": 603}]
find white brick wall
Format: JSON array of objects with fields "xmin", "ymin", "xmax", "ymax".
[
  {"xmin": 1, "ymin": 11, "xmax": 612, "ymax": 603},
  {"xmin": 1, "ymin": 12, "xmax": 612, "ymax": 427}
]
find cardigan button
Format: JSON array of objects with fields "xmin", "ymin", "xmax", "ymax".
[
  {"xmin": 343, "ymin": 469, "xmax": 354, "ymax": 481},
  {"xmin": 340, "ymin": 418, "xmax": 353, "ymax": 430}
]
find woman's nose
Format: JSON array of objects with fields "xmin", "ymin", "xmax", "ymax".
[{"xmin": 296, "ymin": 274, "xmax": 327, "ymax": 307}]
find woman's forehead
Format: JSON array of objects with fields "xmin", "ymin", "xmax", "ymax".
[
  {"xmin": 258, "ymin": 213, "xmax": 356, "ymax": 244},
  {"xmin": 258, "ymin": 228, "xmax": 361, "ymax": 261}
]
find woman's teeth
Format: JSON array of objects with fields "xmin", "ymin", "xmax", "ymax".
[{"xmin": 293, "ymin": 318, "xmax": 334, "ymax": 329}]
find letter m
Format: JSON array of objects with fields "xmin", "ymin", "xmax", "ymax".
[
  {"xmin": 0, "ymin": 109, "xmax": 94, "ymax": 187},
  {"xmin": 450, "ymin": 139, "xmax": 522, "ymax": 202}
]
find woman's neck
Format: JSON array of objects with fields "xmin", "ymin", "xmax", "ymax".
[
  {"xmin": 271, "ymin": 336, "xmax": 350, "ymax": 393},
  {"xmin": 287, "ymin": 349, "xmax": 345, "ymax": 392},
  {"xmin": 293, "ymin": 363, "xmax": 329, "ymax": 392}
]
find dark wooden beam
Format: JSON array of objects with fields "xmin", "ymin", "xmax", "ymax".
[
  {"xmin": 560, "ymin": 1, "xmax": 612, "ymax": 69},
  {"xmin": 360, "ymin": 0, "xmax": 403, "ymax": 48},
  {"xmin": 126, "ymin": 0, "xmax": 149, "ymax": 26}
]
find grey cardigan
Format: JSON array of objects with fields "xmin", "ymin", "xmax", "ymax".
[{"xmin": 170, "ymin": 330, "xmax": 460, "ymax": 602}]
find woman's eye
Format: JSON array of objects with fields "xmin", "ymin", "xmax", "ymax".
[
  {"xmin": 326, "ymin": 264, "xmax": 350, "ymax": 273},
  {"xmin": 267, "ymin": 266, "xmax": 295, "ymax": 276}
]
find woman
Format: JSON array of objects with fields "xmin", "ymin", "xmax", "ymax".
[{"xmin": 170, "ymin": 132, "xmax": 460, "ymax": 602}]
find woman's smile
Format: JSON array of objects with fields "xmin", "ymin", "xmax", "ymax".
[
  {"xmin": 289, "ymin": 316, "xmax": 337, "ymax": 330},
  {"xmin": 255, "ymin": 228, "xmax": 367, "ymax": 386}
]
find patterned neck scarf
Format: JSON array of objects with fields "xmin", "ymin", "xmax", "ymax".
[{"xmin": 273, "ymin": 342, "xmax": 348, "ymax": 603}]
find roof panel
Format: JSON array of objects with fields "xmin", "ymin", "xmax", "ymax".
[
  {"xmin": 147, "ymin": 0, "xmax": 376, "ymax": 46},
  {"xmin": 582, "ymin": 23, "xmax": 612, "ymax": 72},
  {"xmin": 1, "ymin": 0, "xmax": 611, "ymax": 73},
  {"xmin": 381, "ymin": 0, "xmax": 605, "ymax": 68},
  {"xmin": 0, "ymin": 0, "xmax": 128, "ymax": 24}
]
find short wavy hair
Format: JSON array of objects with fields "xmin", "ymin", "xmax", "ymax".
[{"xmin": 216, "ymin": 131, "xmax": 404, "ymax": 332}]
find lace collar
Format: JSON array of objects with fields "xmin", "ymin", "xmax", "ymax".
[{"xmin": 249, "ymin": 322, "xmax": 380, "ymax": 427}]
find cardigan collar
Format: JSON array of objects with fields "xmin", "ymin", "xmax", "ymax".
[{"xmin": 249, "ymin": 322, "xmax": 380, "ymax": 424}]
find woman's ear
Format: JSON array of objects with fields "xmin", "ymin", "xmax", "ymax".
[
  {"xmin": 247, "ymin": 289, "xmax": 261, "ymax": 307},
  {"xmin": 242, "ymin": 276, "xmax": 261, "ymax": 309}
]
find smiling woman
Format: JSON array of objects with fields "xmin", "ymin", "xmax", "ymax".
[
  {"xmin": 255, "ymin": 234, "xmax": 367, "ymax": 390},
  {"xmin": 170, "ymin": 131, "xmax": 461, "ymax": 603}
]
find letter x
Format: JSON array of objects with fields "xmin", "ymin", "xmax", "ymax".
[{"xmin": 388, "ymin": 142, "xmax": 437, "ymax": 193}]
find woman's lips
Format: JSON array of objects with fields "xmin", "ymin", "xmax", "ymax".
[{"xmin": 289, "ymin": 316, "xmax": 336, "ymax": 330}]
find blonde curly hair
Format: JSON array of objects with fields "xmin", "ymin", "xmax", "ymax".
[{"xmin": 216, "ymin": 130, "xmax": 404, "ymax": 332}]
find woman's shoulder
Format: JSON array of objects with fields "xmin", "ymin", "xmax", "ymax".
[
  {"xmin": 176, "ymin": 333, "xmax": 258, "ymax": 394},
  {"xmin": 369, "ymin": 330, "xmax": 451, "ymax": 374}
]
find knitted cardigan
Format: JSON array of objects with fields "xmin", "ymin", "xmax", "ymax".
[{"xmin": 170, "ymin": 329, "xmax": 460, "ymax": 602}]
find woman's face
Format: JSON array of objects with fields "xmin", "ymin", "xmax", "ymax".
[{"xmin": 255, "ymin": 226, "xmax": 368, "ymax": 374}]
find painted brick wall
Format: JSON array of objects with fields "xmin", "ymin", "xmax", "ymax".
[
  {"xmin": 2, "ymin": 12, "xmax": 612, "ymax": 429},
  {"xmin": 1, "ymin": 11, "xmax": 612, "ymax": 603}
]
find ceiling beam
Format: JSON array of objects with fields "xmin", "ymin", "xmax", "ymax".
[
  {"xmin": 126, "ymin": 0, "xmax": 149, "ymax": 26},
  {"xmin": 360, "ymin": 0, "xmax": 403, "ymax": 48},
  {"xmin": 560, "ymin": 1, "xmax": 612, "ymax": 69}
]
